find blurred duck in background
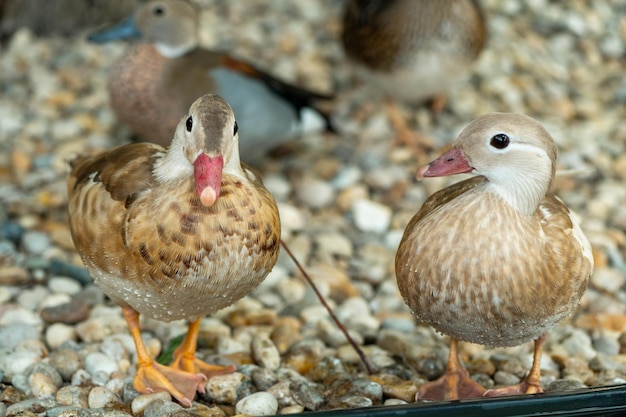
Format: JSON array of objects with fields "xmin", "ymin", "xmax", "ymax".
[
  {"xmin": 89, "ymin": 0, "xmax": 333, "ymax": 163},
  {"xmin": 341, "ymin": 0, "xmax": 486, "ymax": 153}
]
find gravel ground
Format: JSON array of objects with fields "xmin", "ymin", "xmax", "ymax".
[{"xmin": 1, "ymin": 0, "xmax": 626, "ymax": 416}]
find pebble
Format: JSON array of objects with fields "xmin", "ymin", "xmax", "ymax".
[
  {"xmin": 295, "ymin": 176, "xmax": 335, "ymax": 209},
  {"xmin": 0, "ymin": 323, "xmax": 41, "ymax": 349},
  {"xmin": 88, "ymin": 386, "xmax": 125, "ymax": 409},
  {"xmin": 71, "ymin": 369, "xmax": 93, "ymax": 387},
  {"xmin": 591, "ymin": 267, "xmax": 626, "ymax": 293},
  {"xmin": 352, "ymin": 199, "xmax": 392, "ymax": 233},
  {"xmin": 41, "ymin": 298, "xmax": 91, "ymax": 324},
  {"xmin": 289, "ymin": 381, "xmax": 325, "ymax": 410},
  {"xmin": 545, "ymin": 379, "xmax": 587, "ymax": 392},
  {"xmin": 5, "ymin": 397, "xmax": 56, "ymax": 416},
  {"xmin": 131, "ymin": 392, "xmax": 173, "ymax": 415},
  {"xmin": 40, "ymin": 293, "xmax": 72, "ymax": 309},
  {"xmin": 49, "ymin": 349, "xmax": 83, "ymax": 381},
  {"xmin": 0, "ymin": 265, "xmax": 30, "ymax": 285},
  {"xmin": 315, "ymin": 232, "xmax": 353, "ymax": 260},
  {"xmin": 48, "ymin": 276, "xmax": 83, "ymax": 295},
  {"xmin": 370, "ymin": 374, "xmax": 417, "ymax": 402},
  {"xmin": 16, "ymin": 285, "xmax": 49, "ymax": 310},
  {"xmin": 493, "ymin": 370, "xmax": 522, "ymax": 386},
  {"xmin": 12, "ymin": 373, "xmax": 31, "ymax": 395},
  {"xmin": 280, "ymin": 405, "xmax": 305, "ymax": 414},
  {"xmin": 29, "ymin": 371, "xmax": 59, "ymax": 398},
  {"xmin": 252, "ymin": 333, "xmax": 282, "ymax": 370},
  {"xmin": 55, "ymin": 386, "xmax": 89, "ymax": 408},
  {"xmin": 141, "ymin": 399, "xmax": 185, "ymax": 417},
  {"xmin": 84, "ymin": 352, "xmax": 119, "ymax": 377},
  {"xmin": 0, "ymin": 350, "xmax": 42, "ymax": 381},
  {"xmin": 235, "ymin": 391, "xmax": 279, "ymax": 416},
  {"xmin": 45, "ymin": 323, "xmax": 78, "ymax": 349},
  {"xmin": 262, "ymin": 174, "xmax": 292, "ymax": 201},
  {"xmin": 21, "ymin": 230, "xmax": 51, "ymax": 255},
  {"xmin": 561, "ymin": 329, "xmax": 597, "ymax": 361},
  {"xmin": 0, "ymin": 305, "xmax": 43, "ymax": 327},
  {"xmin": 592, "ymin": 335, "xmax": 620, "ymax": 355},
  {"xmin": 270, "ymin": 316, "xmax": 302, "ymax": 354},
  {"xmin": 251, "ymin": 367, "xmax": 279, "ymax": 391},
  {"xmin": 205, "ymin": 372, "xmax": 251, "ymax": 404},
  {"xmin": 327, "ymin": 394, "xmax": 373, "ymax": 409},
  {"xmin": 267, "ymin": 380, "xmax": 298, "ymax": 408}
]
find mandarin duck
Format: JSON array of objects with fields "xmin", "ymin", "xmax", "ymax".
[
  {"xmin": 395, "ymin": 113, "xmax": 593, "ymax": 400},
  {"xmin": 88, "ymin": 0, "xmax": 332, "ymax": 162},
  {"xmin": 67, "ymin": 94, "xmax": 281, "ymax": 407},
  {"xmin": 341, "ymin": 0, "xmax": 486, "ymax": 151}
]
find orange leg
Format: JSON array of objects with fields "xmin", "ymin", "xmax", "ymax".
[
  {"xmin": 169, "ymin": 317, "xmax": 236, "ymax": 378},
  {"xmin": 417, "ymin": 338, "xmax": 486, "ymax": 401},
  {"xmin": 484, "ymin": 334, "xmax": 546, "ymax": 397},
  {"xmin": 121, "ymin": 307, "xmax": 207, "ymax": 407},
  {"xmin": 384, "ymin": 99, "xmax": 433, "ymax": 158}
]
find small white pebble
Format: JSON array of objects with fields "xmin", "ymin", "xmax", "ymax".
[
  {"xmin": 39, "ymin": 293, "xmax": 72, "ymax": 309},
  {"xmin": 48, "ymin": 276, "xmax": 82, "ymax": 295},
  {"xmin": 21, "ymin": 231, "xmax": 51, "ymax": 255},
  {"xmin": 295, "ymin": 176, "xmax": 335, "ymax": 209},
  {"xmin": 87, "ymin": 386, "xmax": 123, "ymax": 409},
  {"xmin": 45, "ymin": 323, "xmax": 77, "ymax": 350},
  {"xmin": 262, "ymin": 174, "xmax": 292, "ymax": 200},
  {"xmin": 352, "ymin": 199, "xmax": 392, "ymax": 233},
  {"xmin": 235, "ymin": 391, "xmax": 279, "ymax": 416},
  {"xmin": 84, "ymin": 352, "xmax": 118, "ymax": 376},
  {"xmin": 277, "ymin": 203, "xmax": 305, "ymax": 233}
]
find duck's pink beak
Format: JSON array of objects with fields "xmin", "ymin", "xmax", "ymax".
[
  {"xmin": 194, "ymin": 153, "xmax": 224, "ymax": 206},
  {"xmin": 417, "ymin": 148, "xmax": 473, "ymax": 180}
]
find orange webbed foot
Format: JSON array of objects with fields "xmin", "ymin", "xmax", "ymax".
[
  {"xmin": 483, "ymin": 380, "xmax": 543, "ymax": 398},
  {"xmin": 417, "ymin": 367, "xmax": 486, "ymax": 401},
  {"xmin": 418, "ymin": 338, "xmax": 487, "ymax": 401},
  {"xmin": 133, "ymin": 361, "xmax": 207, "ymax": 407}
]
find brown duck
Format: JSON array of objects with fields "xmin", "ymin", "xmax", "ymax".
[
  {"xmin": 67, "ymin": 94, "xmax": 280, "ymax": 406},
  {"xmin": 395, "ymin": 113, "xmax": 593, "ymax": 400}
]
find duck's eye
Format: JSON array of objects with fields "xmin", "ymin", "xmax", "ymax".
[
  {"xmin": 186, "ymin": 116, "xmax": 193, "ymax": 132},
  {"xmin": 153, "ymin": 6, "xmax": 165, "ymax": 16},
  {"xmin": 490, "ymin": 133, "xmax": 510, "ymax": 149},
  {"xmin": 233, "ymin": 121, "xmax": 238, "ymax": 136}
]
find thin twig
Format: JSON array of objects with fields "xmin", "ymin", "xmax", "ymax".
[{"xmin": 280, "ymin": 239, "xmax": 374, "ymax": 375}]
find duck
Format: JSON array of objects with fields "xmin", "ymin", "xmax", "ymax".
[
  {"xmin": 341, "ymin": 0, "xmax": 486, "ymax": 150},
  {"xmin": 395, "ymin": 113, "xmax": 593, "ymax": 400},
  {"xmin": 67, "ymin": 94, "xmax": 281, "ymax": 407},
  {"xmin": 88, "ymin": 0, "xmax": 332, "ymax": 162}
]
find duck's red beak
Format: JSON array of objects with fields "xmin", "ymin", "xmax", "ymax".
[
  {"xmin": 193, "ymin": 153, "xmax": 224, "ymax": 206},
  {"xmin": 417, "ymin": 148, "xmax": 473, "ymax": 180}
]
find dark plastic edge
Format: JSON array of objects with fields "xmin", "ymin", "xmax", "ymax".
[{"xmin": 275, "ymin": 384, "xmax": 626, "ymax": 417}]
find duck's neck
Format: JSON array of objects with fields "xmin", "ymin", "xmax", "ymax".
[
  {"xmin": 153, "ymin": 141, "xmax": 193, "ymax": 184},
  {"xmin": 155, "ymin": 40, "xmax": 196, "ymax": 58},
  {"xmin": 482, "ymin": 165, "xmax": 552, "ymax": 216}
]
